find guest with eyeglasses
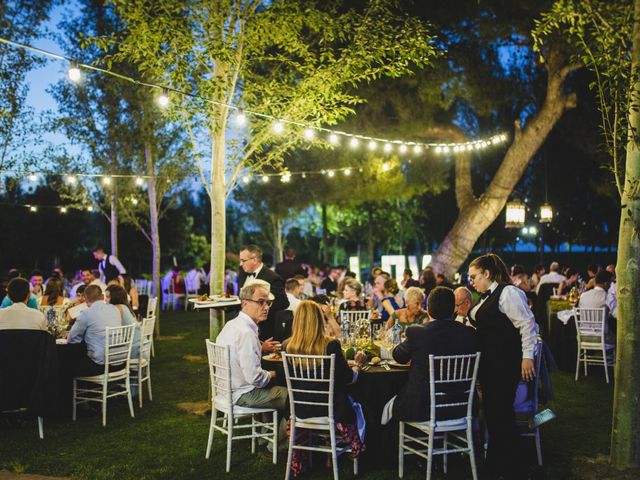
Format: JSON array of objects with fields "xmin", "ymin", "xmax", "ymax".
[
  {"xmin": 237, "ymin": 245, "xmax": 289, "ymax": 342},
  {"xmin": 468, "ymin": 253, "xmax": 538, "ymax": 480}
]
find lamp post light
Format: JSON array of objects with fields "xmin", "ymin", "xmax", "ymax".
[
  {"xmin": 540, "ymin": 203, "xmax": 553, "ymax": 223},
  {"xmin": 505, "ymin": 200, "xmax": 526, "ymax": 229}
]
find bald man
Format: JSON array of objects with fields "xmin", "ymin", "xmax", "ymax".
[{"xmin": 454, "ymin": 287, "xmax": 473, "ymax": 326}]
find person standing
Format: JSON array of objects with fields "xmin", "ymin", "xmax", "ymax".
[
  {"xmin": 237, "ymin": 245, "xmax": 288, "ymax": 341},
  {"xmin": 275, "ymin": 248, "xmax": 307, "ymax": 280},
  {"xmin": 468, "ymin": 253, "xmax": 538, "ymax": 480},
  {"xmin": 92, "ymin": 246, "xmax": 127, "ymax": 284}
]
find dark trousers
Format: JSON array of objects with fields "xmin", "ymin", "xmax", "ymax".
[
  {"xmin": 57, "ymin": 343, "xmax": 104, "ymax": 415},
  {"xmin": 481, "ymin": 363, "xmax": 523, "ymax": 479}
]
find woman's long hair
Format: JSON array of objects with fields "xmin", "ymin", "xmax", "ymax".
[
  {"xmin": 469, "ymin": 253, "xmax": 512, "ymax": 284},
  {"xmin": 43, "ymin": 277, "xmax": 64, "ymax": 306},
  {"xmin": 106, "ymin": 284, "xmax": 135, "ymax": 317},
  {"xmin": 286, "ymin": 300, "xmax": 331, "ymax": 357}
]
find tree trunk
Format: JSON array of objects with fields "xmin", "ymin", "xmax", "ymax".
[
  {"xmin": 611, "ymin": 0, "xmax": 640, "ymax": 468},
  {"xmin": 209, "ymin": 127, "xmax": 227, "ymax": 339},
  {"xmin": 145, "ymin": 140, "xmax": 161, "ymax": 336},
  {"xmin": 429, "ymin": 46, "xmax": 579, "ymax": 278},
  {"xmin": 272, "ymin": 215, "xmax": 283, "ymax": 265},
  {"xmin": 110, "ymin": 182, "xmax": 118, "ymax": 257}
]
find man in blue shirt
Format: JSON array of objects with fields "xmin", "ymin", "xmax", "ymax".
[
  {"xmin": 65, "ymin": 284, "xmax": 122, "ymax": 376},
  {"xmin": 1, "ymin": 270, "xmax": 39, "ymax": 309}
]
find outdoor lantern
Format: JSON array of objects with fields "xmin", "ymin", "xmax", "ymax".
[
  {"xmin": 505, "ymin": 200, "xmax": 526, "ymax": 229},
  {"xmin": 540, "ymin": 203, "xmax": 553, "ymax": 223}
]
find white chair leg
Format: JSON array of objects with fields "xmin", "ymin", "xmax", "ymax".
[
  {"xmin": 272, "ymin": 410, "xmax": 278, "ymax": 465},
  {"xmin": 205, "ymin": 409, "xmax": 217, "ymax": 459},
  {"xmin": 467, "ymin": 426, "xmax": 478, "ymax": 480},
  {"xmin": 353, "ymin": 457, "xmax": 358, "ymax": 475},
  {"xmin": 575, "ymin": 348, "xmax": 581, "ymax": 380},
  {"xmin": 72, "ymin": 379, "xmax": 77, "ymax": 421},
  {"xmin": 584, "ymin": 352, "xmax": 588, "ymax": 376},
  {"xmin": 151, "ymin": 337, "xmax": 155, "ymax": 358},
  {"xmin": 285, "ymin": 423, "xmax": 294, "ymax": 480},
  {"xmin": 426, "ymin": 428, "xmax": 434, "ymax": 480},
  {"xmin": 251, "ymin": 416, "xmax": 256, "ymax": 454},
  {"xmin": 138, "ymin": 369, "xmax": 144, "ymax": 408},
  {"xmin": 535, "ymin": 428, "xmax": 543, "ymax": 466},
  {"xmin": 226, "ymin": 414, "xmax": 233, "ymax": 472},
  {"xmin": 603, "ymin": 347, "xmax": 610, "ymax": 383},
  {"xmin": 38, "ymin": 416, "xmax": 44, "ymax": 439},
  {"xmin": 147, "ymin": 365, "xmax": 153, "ymax": 401},
  {"xmin": 126, "ymin": 378, "xmax": 135, "ymax": 418},
  {"xmin": 329, "ymin": 424, "xmax": 339, "ymax": 480},
  {"xmin": 398, "ymin": 422, "xmax": 404, "ymax": 478},
  {"xmin": 443, "ymin": 432, "xmax": 448, "ymax": 474},
  {"xmin": 102, "ymin": 385, "xmax": 108, "ymax": 427}
]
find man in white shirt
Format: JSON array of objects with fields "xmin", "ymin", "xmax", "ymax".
[
  {"xmin": 70, "ymin": 270, "xmax": 106, "ymax": 299},
  {"xmin": 578, "ymin": 270, "xmax": 615, "ymax": 314},
  {"xmin": 0, "ymin": 278, "xmax": 47, "ymax": 331},
  {"xmin": 535, "ymin": 261, "xmax": 566, "ymax": 294},
  {"xmin": 285, "ymin": 277, "xmax": 304, "ymax": 313},
  {"xmin": 186, "ymin": 266, "xmax": 208, "ymax": 294},
  {"xmin": 216, "ymin": 282, "xmax": 287, "ymax": 412},
  {"xmin": 93, "ymin": 246, "xmax": 127, "ymax": 284},
  {"xmin": 453, "ymin": 286, "xmax": 473, "ymax": 326}
]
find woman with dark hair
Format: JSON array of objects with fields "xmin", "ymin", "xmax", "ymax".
[
  {"xmin": 380, "ymin": 278, "xmax": 405, "ymax": 324},
  {"xmin": 419, "ymin": 267, "xmax": 437, "ymax": 297},
  {"xmin": 40, "ymin": 277, "xmax": 68, "ymax": 307},
  {"xmin": 530, "ymin": 264, "xmax": 546, "ymax": 290},
  {"xmin": 510, "ymin": 264, "xmax": 531, "ymax": 293},
  {"xmin": 468, "ymin": 253, "xmax": 538, "ymax": 480},
  {"xmin": 105, "ymin": 284, "xmax": 141, "ymax": 358},
  {"xmin": 120, "ymin": 273, "xmax": 140, "ymax": 313},
  {"xmin": 557, "ymin": 268, "xmax": 580, "ymax": 295}
]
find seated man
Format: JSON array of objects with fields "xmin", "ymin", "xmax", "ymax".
[
  {"xmin": 578, "ymin": 270, "xmax": 615, "ymax": 339},
  {"xmin": 65, "ymin": 285, "xmax": 122, "ymax": 376},
  {"xmin": 285, "ymin": 277, "xmax": 303, "ymax": 313},
  {"xmin": 382, "ymin": 286, "xmax": 478, "ymax": 424},
  {"xmin": 216, "ymin": 282, "xmax": 287, "ymax": 413},
  {"xmin": 0, "ymin": 278, "xmax": 47, "ymax": 331},
  {"xmin": 1, "ymin": 270, "xmax": 39, "ymax": 309},
  {"xmin": 453, "ymin": 286, "xmax": 473, "ymax": 326}
]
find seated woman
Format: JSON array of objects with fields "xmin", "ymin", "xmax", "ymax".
[
  {"xmin": 40, "ymin": 277, "xmax": 69, "ymax": 307},
  {"xmin": 385, "ymin": 286, "xmax": 427, "ymax": 331},
  {"xmin": 105, "ymin": 284, "xmax": 141, "ymax": 359},
  {"xmin": 310, "ymin": 294, "xmax": 342, "ymax": 338},
  {"xmin": 338, "ymin": 278, "xmax": 366, "ymax": 312},
  {"xmin": 380, "ymin": 278, "xmax": 405, "ymax": 324},
  {"xmin": 285, "ymin": 301, "xmax": 367, "ymax": 475},
  {"xmin": 558, "ymin": 268, "xmax": 580, "ymax": 295},
  {"xmin": 510, "ymin": 264, "xmax": 531, "ymax": 293},
  {"xmin": 120, "ymin": 274, "xmax": 140, "ymax": 314}
]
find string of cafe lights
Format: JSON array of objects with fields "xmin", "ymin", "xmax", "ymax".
[{"xmin": 0, "ymin": 36, "xmax": 510, "ymax": 155}]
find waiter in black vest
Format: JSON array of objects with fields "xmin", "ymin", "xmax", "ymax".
[
  {"xmin": 92, "ymin": 246, "xmax": 127, "ymax": 284},
  {"xmin": 468, "ymin": 253, "xmax": 538, "ymax": 480},
  {"xmin": 238, "ymin": 245, "xmax": 289, "ymax": 342}
]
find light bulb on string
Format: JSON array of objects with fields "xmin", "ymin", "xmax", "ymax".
[
  {"xmin": 303, "ymin": 128, "xmax": 315, "ymax": 140},
  {"xmin": 327, "ymin": 170, "xmax": 335, "ymax": 177},
  {"xmin": 66, "ymin": 175, "xmax": 77, "ymax": 185},
  {"xmin": 301, "ymin": 173, "xmax": 307, "ymax": 179},
  {"xmin": 87, "ymin": 206, "xmax": 93, "ymax": 212},
  {"xmin": 156, "ymin": 90, "xmax": 170, "ymax": 108},
  {"xmin": 413, "ymin": 145, "xmax": 423, "ymax": 154},
  {"xmin": 466, "ymin": 144, "xmax": 474, "ymax": 152},
  {"xmin": 442, "ymin": 146, "xmax": 450, "ymax": 154},
  {"xmin": 68, "ymin": 64, "xmax": 82, "ymax": 83},
  {"xmin": 131, "ymin": 197, "xmax": 139, "ymax": 205},
  {"xmin": 272, "ymin": 121, "xmax": 285, "ymax": 134},
  {"xmin": 28, "ymin": 173, "xmax": 37, "ymax": 182},
  {"xmin": 329, "ymin": 133, "xmax": 339, "ymax": 145},
  {"xmin": 135, "ymin": 176, "xmax": 144, "ymax": 186},
  {"xmin": 29, "ymin": 206, "xmax": 37, "ymax": 212},
  {"xmin": 383, "ymin": 143, "xmax": 392, "ymax": 153},
  {"xmin": 280, "ymin": 173, "xmax": 291, "ymax": 183},
  {"xmin": 382, "ymin": 162, "xmax": 390, "ymax": 171},
  {"xmin": 242, "ymin": 175, "xmax": 251, "ymax": 184},
  {"xmin": 60, "ymin": 207, "xmax": 67, "ymax": 213},
  {"xmin": 102, "ymin": 176, "xmax": 112, "ymax": 186},
  {"xmin": 235, "ymin": 111, "xmax": 247, "ymax": 126},
  {"xmin": 399, "ymin": 145, "xmax": 408, "ymax": 154},
  {"xmin": 262, "ymin": 175, "xmax": 269, "ymax": 183},
  {"xmin": 349, "ymin": 138, "xmax": 359, "ymax": 149},
  {"xmin": 368, "ymin": 141, "xmax": 377, "ymax": 151},
  {"xmin": 434, "ymin": 146, "xmax": 442, "ymax": 154},
  {"xmin": 344, "ymin": 168, "xmax": 351, "ymax": 176}
]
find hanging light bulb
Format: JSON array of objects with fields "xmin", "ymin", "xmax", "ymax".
[
  {"xmin": 413, "ymin": 145, "xmax": 423, "ymax": 154},
  {"xmin": 368, "ymin": 141, "xmax": 377, "ymax": 151},
  {"xmin": 242, "ymin": 175, "xmax": 251, "ymax": 184},
  {"xmin": 262, "ymin": 175, "xmax": 269, "ymax": 183},
  {"xmin": 280, "ymin": 173, "xmax": 291, "ymax": 183},
  {"xmin": 540, "ymin": 203, "xmax": 553, "ymax": 223},
  {"xmin": 87, "ymin": 205, "xmax": 94, "ymax": 212},
  {"xmin": 399, "ymin": 145, "xmax": 408, "ymax": 154},
  {"xmin": 301, "ymin": 173, "xmax": 307, "ymax": 179},
  {"xmin": 235, "ymin": 111, "xmax": 247, "ymax": 126},
  {"xmin": 382, "ymin": 162, "xmax": 390, "ymax": 171},
  {"xmin": 135, "ymin": 176, "xmax": 144, "ymax": 186},
  {"xmin": 29, "ymin": 206, "xmax": 37, "ymax": 212},
  {"xmin": 272, "ymin": 121, "xmax": 285, "ymax": 134},
  {"xmin": 303, "ymin": 128, "xmax": 315, "ymax": 140},
  {"xmin": 28, "ymin": 173, "xmax": 37, "ymax": 182},
  {"xmin": 435, "ymin": 146, "xmax": 442, "ymax": 154},
  {"xmin": 66, "ymin": 175, "xmax": 77, "ymax": 185},
  {"xmin": 329, "ymin": 133, "xmax": 339, "ymax": 145},
  {"xmin": 349, "ymin": 138, "xmax": 360, "ymax": 149},
  {"xmin": 343, "ymin": 168, "xmax": 351, "ymax": 176},
  {"xmin": 102, "ymin": 176, "xmax": 112, "ymax": 186},
  {"xmin": 131, "ymin": 197, "xmax": 139, "ymax": 205},
  {"xmin": 156, "ymin": 90, "xmax": 170, "ymax": 108},
  {"xmin": 383, "ymin": 143, "xmax": 392, "ymax": 153},
  {"xmin": 60, "ymin": 207, "xmax": 67, "ymax": 213},
  {"xmin": 442, "ymin": 146, "xmax": 450, "ymax": 154},
  {"xmin": 68, "ymin": 64, "xmax": 82, "ymax": 83},
  {"xmin": 327, "ymin": 170, "xmax": 335, "ymax": 177}
]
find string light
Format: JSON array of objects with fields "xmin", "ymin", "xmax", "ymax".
[
  {"xmin": 242, "ymin": 175, "xmax": 250, "ymax": 184},
  {"xmin": 382, "ymin": 162, "xmax": 390, "ymax": 171},
  {"xmin": 87, "ymin": 205, "xmax": 94, "ymax": 212},
  {"xmin": 102, "ymin": 176, "xmax": 112, "ymax": 186},
  {"xmin": 383, "ymin": 143, "xmax": 392, "ymax": 153},
  {"xmin": 262, "ymin": 175, "xmax": 269, "ymax": 183},
  {"xmin": 28, "ymin": 173, "xmax": 37, "ymax": 181},
  {"xmin": 235, "ymin": 111, "xmax": 247, "ymax": 126},
  {"xmin": 60, "ymin": 207, "xmax": 67, "ymax": 213},
  {"xmin": 413, "ymin": 145, "xmax": 423, "ymax": 154},
  {"xmin": 156, "ymin": 90, "xmax": 170, "ymax": 108},
  {"xmin": 68, "ymin": 64, "xmax": 81, "ymax": 83},
  {"xmin": 344, "ymin": 168, "xmax": 351, "ymax": 176},
  {"xmin": 66, "ymin": 175, "xmax": 77, "ymax": 185},
  {"xmin": 368, "ymin": 141, "xmax": 377, "ymax": 151},
  {"xmin": 131, "ymin": 197, "xmax": 139, "ymax": 205},
  {"xmin": 329, "ymin": 133, "xmax": 339, "ymax": 145},
  {"xmin": 327, "ymin": 170, "xmax": 335, "ymax": 177},
  {"xmin": 349, "ymin": 138, "xmax": 359, "ymax": 149},
  {"xmin": 303, "ymin": 128, "xmax": 315, "ymax": 140},
  {"xmin": 135, "ymin": 176, "xmax": 144, "ymax": 186},
  {"xmin": 399, "ymin": 145, "xmax": 408, "ymax": 154},
  {"xmin": 272, "ymin": 121, "xmax": 285, "ymax": 134},
  {"xmin": 29, "ymin": 206, "xmax": 37, "ymax": 212},
  {"xmin": 280, "ymin": 173, "xmax": 291, "ymax": 183}
]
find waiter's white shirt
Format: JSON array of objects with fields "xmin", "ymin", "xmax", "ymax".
[
  {"xmin": 536, "ymin": 271, "xmax": 566, "ymax": 293},
  {"xmin": 286, "ymin": 292, "xmax": 301, "ymax": 312},
  {"xmin": 470, "ymin": 281, "xmax": 538, "ymax": 359},
  {"xmin": 215, "ymin": 311, "xmax": 271, "ymax": 403}
]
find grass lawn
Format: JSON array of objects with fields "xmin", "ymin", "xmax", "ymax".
[{"xmin": 1, "ymin": 310, "xmax": 638, "ymax": 479}]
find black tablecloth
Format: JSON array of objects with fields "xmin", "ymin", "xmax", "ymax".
[
  {"xmin": 548, "ymin": 312, "xmax": 577, "ymax": 372},
  {"xmin": 349, "ymin": 366, "xmax": 409, "ymax": 469}
]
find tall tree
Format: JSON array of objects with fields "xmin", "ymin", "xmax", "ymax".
[{"xmin": 534, "ymin": 0, "xmax": 640, "ymax": 469}]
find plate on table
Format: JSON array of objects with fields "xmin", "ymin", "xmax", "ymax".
[
  {"xmin": 56, "ymin": 338, "xmax": 67, "ymax": 345},
  {"xmin": 388, "ymin": 360, "xmax": 409, "ymax": 368},
  {"xmin": 262, "ymin": 353, "xmax": 283, "ymax": 362}
]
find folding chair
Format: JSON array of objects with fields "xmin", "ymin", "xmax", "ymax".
[
  {"xmin": 130, "ymin": 316, "xmax": 155, "ymax": 408},
  {"xmin": 575, "ymin": 307, "xmax": 615, "ymax": 383},
  {"xmin": 515, "ymin": 341, "xmax": 544, "ymax": 465}
]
